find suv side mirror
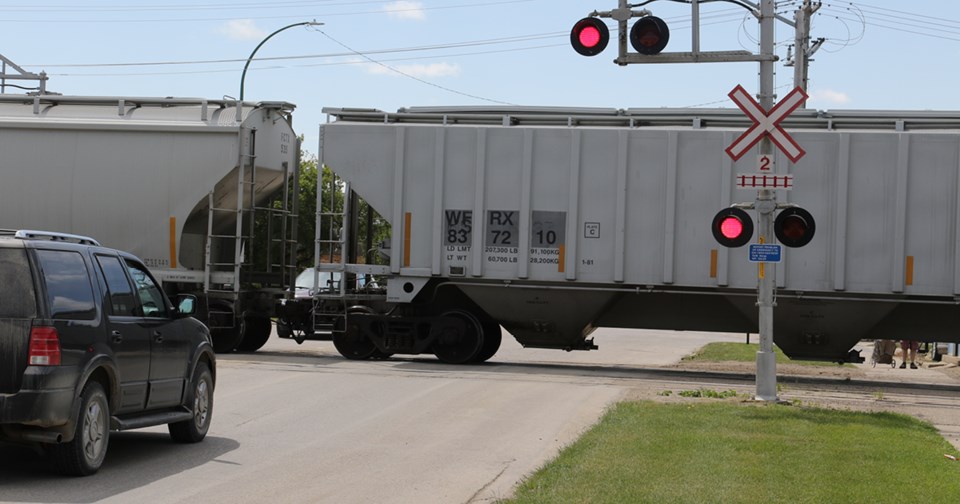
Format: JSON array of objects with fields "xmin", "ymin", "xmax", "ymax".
[{"xmin": 175, "ymin": 294, "xmax": 198, "ymax": 317}]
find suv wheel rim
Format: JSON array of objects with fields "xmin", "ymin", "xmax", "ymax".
[
  {"xmin": 194, "ymin": 380, "xmax": 209, "ymax": 428},
  {"xmin": 82, "ymin": 401, "xmax": 106, "ymax": 462}
]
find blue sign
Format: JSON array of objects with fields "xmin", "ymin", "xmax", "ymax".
[{"xmin": 749, "ymin": 244, "xmax": 782, "ymax": 263}]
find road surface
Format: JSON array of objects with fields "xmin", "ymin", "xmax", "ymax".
[{"xmin": 2, "ymin": 328, "xmax": 958, "ymax": 504}]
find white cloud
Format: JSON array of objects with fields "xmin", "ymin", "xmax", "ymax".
[
  {"xmin": 809, "ymin": 88, "xmax": 851, "ymax": 105},
  {"xmin": 218, "ymin": 19, "xmax": 267, "ymax": 41},
  {"xmin": 384, "ymin": 1, "xmax": 426, "ymax": 21},
  {"xmin": 366, "ymin": 62, "xmax": 461, "ymax": 78}
]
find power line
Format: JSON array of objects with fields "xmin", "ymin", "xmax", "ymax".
[
  {"xmin": 43, "ymin": 43, "xmax": 565, "ymax": 77},
  {"xmin": 26, "ymin": 32, "xmax": 566, "ymax": 68},
  {"xmin": 844, "ymin": 0, "xmax": 960, "ymax": 27},
  {"xmin": 820, "ymin": 7, "xmax": 960, "ymax": 42},
  {"xmin": 24, "ymin": 8, "xmax": 750, "ymax": 70},
  {"xmin": 0, "ymin": 0, "xmax": 534, "ymax": 23},
  {"xmin": 313, "ymin": 27, "xmax": 516, "ymax": 106},
  {"xmin": 0, "ymin": 1, "xmax": 393, "ymax": 12},
  {"xmin": 814, "ymin": 1, "xmax": 960, "ymax": 45},
  {"xmin": 31, "ymin": 1, "xmax": 947, "ymax": 83},
  {"xmin": 822, "ymin": 5, "xmax": 960, "ymax": 35}
]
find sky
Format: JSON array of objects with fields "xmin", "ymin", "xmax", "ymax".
[{"xmin": 1, "ymin": 0, "xmax": 958, "ymax": 156}]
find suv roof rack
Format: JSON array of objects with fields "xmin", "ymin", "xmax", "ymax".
[{"xmin": 0, "ymin": 229, "xmax": 101, "ymax": 246}]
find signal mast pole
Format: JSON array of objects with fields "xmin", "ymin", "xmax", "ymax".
[
  {"xmin": 757, "ymin": 0, "xmax": 820, "ymax": 401},
  {"xmin": 754, "ymin": 0, "xmax": 778, "ymax": 402}
]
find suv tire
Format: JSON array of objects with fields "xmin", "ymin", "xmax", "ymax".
[
  {"xmin": 52, "ymin": 381, "xmax": 109, "ymax": 476},
  {"xmin": 169, "ymin": 363, "xmax": 213, "ymax": 443}
]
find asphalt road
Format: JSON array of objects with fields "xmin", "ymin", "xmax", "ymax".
[{"xmin": 1, "ymin": 328, "xmax": 958, "ymax": 504}]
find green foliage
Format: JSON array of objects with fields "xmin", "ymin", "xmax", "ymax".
[
  {"xmin": 301, "ymin": 157, "xmax": 390, "ymax": 268},
  {"xmin": 507, "ymin": 401, "xmax": 960, "ymax": 504},
  {"xmin": 250, "ymin": 141, "xmax": 390, "ymax": 274},
  {"xmin": 683, "ymin": 342, "xmax": 850, "ymax": 367},
  {"xmin": 296, "ymin": 153, "xmax": 320, "ymax": 267}
]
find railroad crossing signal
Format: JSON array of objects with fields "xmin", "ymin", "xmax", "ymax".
[
  {"xmin": 571, "ymin": 0, "xmax": 822, "ymax": 402},
  {"xmin": 726, "ymin": 85, "xmax": 808, "ymax": 163},
  {"xmin": 570, "ymin": 15, "xmax": 670, "ymax": 57},
  {"xmin": 711, "ymin": 206, "xmax": 816, "ymax": 249}
]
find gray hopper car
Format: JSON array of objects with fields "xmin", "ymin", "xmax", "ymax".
[
  {"xmin": 295, "ymin": 105, "xmax": 960, "ymax": 364},
  {"xmin": 0, "ymin": 95, "xmax": 301, "ymax": 353}
]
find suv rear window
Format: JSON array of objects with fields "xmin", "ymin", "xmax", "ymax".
[
  {"xmin": 36, "ymin": 250, "xmax": 97, "ymax": 320},
  {"xmin": 0, "ymin": 248, "xmax": 37, "ymax": 318}
]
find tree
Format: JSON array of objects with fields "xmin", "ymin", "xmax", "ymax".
[{"xmin": 252, "ymin": 142, "xmax": 389, "ymax": 276}]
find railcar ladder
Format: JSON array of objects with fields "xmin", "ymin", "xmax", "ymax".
[
  {"xmin": 203, "ymin": 125, "xmax": 258, "ymax": 328},
  {"xmin": 260, "ymin": 157, "xmax": 300, "ymax": 289},
  {"xmin": 202, "ymin": 122, "xmax": 299, "ymax": 330},
  {"xmin": 313, "ymin": 167, "xmax": 349, "ymax": 333}
]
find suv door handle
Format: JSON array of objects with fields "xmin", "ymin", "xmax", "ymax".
[
  {"xmin": 153, "ymin": 331, "xmax": 164, "ymax": 344},
  {"xmin": 111, "ymin": 330, "xmax": 123, "ymax": 344}
]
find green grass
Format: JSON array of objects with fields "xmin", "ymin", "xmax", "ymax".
[
  {"xmin": 506, "ymin": 401, "xmax": 960, "ymax": 504},
  {"xmin": 683, "ymin": 342, "xmax": 846, "ymax": 367}
]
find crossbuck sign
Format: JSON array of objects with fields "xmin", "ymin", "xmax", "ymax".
[{"xmin": 725, "ymin": 85, "xmax": 808, "ymax": 163}]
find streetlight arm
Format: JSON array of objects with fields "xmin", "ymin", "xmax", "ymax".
[{"xmin": 239, "ymin": 20, "xmax": 322, "ymax": 101}]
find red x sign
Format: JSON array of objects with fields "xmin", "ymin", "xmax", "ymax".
[{"xmin": 725, "ymin": 85, "xmax": 808, "ymax": 164}]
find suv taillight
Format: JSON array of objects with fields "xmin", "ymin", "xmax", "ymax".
[{"xmin": 28, "ymin": 326, "xmax": 62, "ymax": 366}]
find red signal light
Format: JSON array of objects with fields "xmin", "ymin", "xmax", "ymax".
[
  {"xmin": 571, "ymin": 17, "xmax": 609, "ymax": 57},
  {"xmin": 774, "ymin": 207, "xmax": 816, "ymax": 248},
  {"xmin": 720, "ymin": 216, "xmax": 744, "ymax": 240},
  {"xmin": 712, "ymin": 208, "xmax": 754, "ymax": 248},
  {"xmin": 630, "ymin": 16, "xmax": 670, "ymax": 55},
  {"xmin": 579, "ymin": 26, "xmax": 601, "ymax": 47}
]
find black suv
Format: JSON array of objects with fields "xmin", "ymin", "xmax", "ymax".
[{"xmin": 0, "ymin": 230, "xmax": 216, "ymax": 476}]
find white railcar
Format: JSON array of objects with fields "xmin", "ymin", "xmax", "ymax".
[
  {"xmin": 304, "ymin": 106, "xmax": 960, "ymax": 363},
  {"xmin": 0, "ymin": 95, "xmax": 301, "ymax": 352}
]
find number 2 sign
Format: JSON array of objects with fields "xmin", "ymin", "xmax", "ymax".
[{"xmin": 758, "ymin": 154, "xmax": 774, "ymax": 172}]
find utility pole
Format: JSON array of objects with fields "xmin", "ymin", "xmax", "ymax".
[{"xmin": 790, "ymin": 0, "xmax": 824, "ymax": 97}]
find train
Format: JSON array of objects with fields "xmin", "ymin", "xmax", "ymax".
[{"xmin": 4, "ymin": 93, "xmax": 960, "ymax": 364}]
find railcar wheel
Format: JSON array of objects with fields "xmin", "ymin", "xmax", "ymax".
[
  {"xmin": 236, "ymin": 316, "xmax": 272, "ymax": 352},
  {"xmin": 433, "ymin": 310, "xmax": 484, "ymax": 364},
  {"xmin": 472, "ymin": 319, "xmax": 502, "ymax": 363},
  {"xmin": 333, "ymin": 318, "xmax": 379, "ymax": 360},
  {"xmin": 211, "ymin": 326, "xmax": 243, "ymax": 353}
]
